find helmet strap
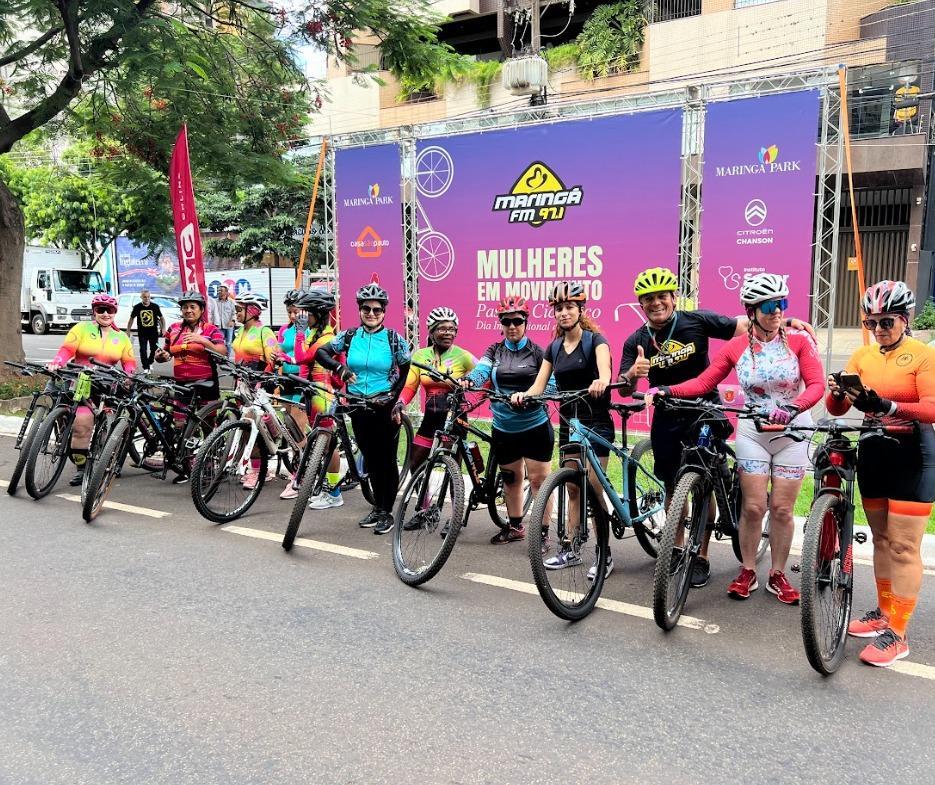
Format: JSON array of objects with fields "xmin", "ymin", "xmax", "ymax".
[{"xmin": 752, "ymin": 311, "xmax": 778, "ymax": 338}]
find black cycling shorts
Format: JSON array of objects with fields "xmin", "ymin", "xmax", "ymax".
[
  {"xmin": 415, "ymin": 409, "xmax": 447, "ymax": 447},
  {"xmin": 559, "ymin": 417, "xmax": 614, "ymax": 459},
  {"xmin": 492, "ymin": 421, "xmax": 554, "ymax": 465},
  {"xmin": 857, "ymin": 424, "xmax": 935, "ymax": 504}
]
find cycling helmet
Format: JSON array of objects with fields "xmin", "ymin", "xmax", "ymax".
[
  {"xmin": 862, "ymin": 280, "xmax": 915, "ymax": 315},
  {"xmin": 355, "ymin": 282, "xmax": 389, "ymax": 305},
  {"xmin": 496, "ymin": 296, "xmax": 529, "ymax": 316},
  {"xmin": 740, "ymin": 273, "xmax": 789, "ymax": 307},
  {"xmin": 633, "ymin": 267, "xmax": 678, "ymax": 298},
  {"xmin": 235, "ymin": 292, "xmax": 268, "ymax": 309},
  {"xmin": 178, "ymin": 290, "xmax": 206, "ymax": 307},
  {"xmin": 426, "ymin": 306, "xmax": 458, "ymax": 333},
  {"xmin": 284, "ymin": 288, "xmax": 305, "ymax": 306},
  {"xmin": 91, "ymin": 293, "xmax": 118, "ymax": 313},
  {"xmin": 548, "ymin": 281, "xmax": 587, "ymax": 306},
  {"xmin": 295, "ymin": 288, "xmax": 335, "ymax": 315}
]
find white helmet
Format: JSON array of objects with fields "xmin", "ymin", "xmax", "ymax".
[
  {"xmin": 740, "ymin": 273, "xmax": 789, "ymax": 307},
  {"xmin": 426, "ymin": 306, "xmax": 458, "ymax": 332},
  {"xmin": 235, "ymin": 292, "xmax": 268, "ymax": 309},
  {"xmin": 862, "ymin": 280, "xmax": 915, "ymax": 315}
]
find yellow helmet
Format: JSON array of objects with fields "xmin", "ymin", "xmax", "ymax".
[{"xmin": 634, "ymin": 267, "xmax": 678, "ymax": 298}]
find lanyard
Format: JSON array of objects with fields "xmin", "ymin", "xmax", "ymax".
[{"xmin": 647, "ymin": 312, "xmax": 678, "ymax": 358}]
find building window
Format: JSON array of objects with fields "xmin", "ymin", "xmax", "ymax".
[
  {"xmin": 849, "ymin": 62, "xmax": 923, "ymax": 139},
  {"xmin": 648, "ymin": 1, "xmax": 701, "ymax": 24},
  {"xmin": 734, "ymin": 0, "xmax": 780, "ymax": 8}
]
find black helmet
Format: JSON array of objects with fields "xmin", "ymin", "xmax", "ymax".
[
  {"xmin": 178, "ymin": 290, "xmax": 206, "ymax": 307},
  {"xmin": 284, "ymin": 288, "xmax": 306, "ymax": 306},
  {"xmin": 356, "ymin": 282, "xmax": 389, "ymax": 305},
  {"xmin": 295, "ymin": 288, "xmax": 336, "ymax": 314}
]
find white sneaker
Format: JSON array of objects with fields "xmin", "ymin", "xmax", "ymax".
[
  {"xmin": 587, "ymin": 553, "xmax": 614, "ymax": 581},
  {"xmin": 309, "ymin": 493, "xmax": 344, "ymax": 510}
]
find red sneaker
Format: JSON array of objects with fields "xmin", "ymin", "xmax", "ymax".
[
  {"xmin": 766, "ymin": 571, "xmax": 800, "ymax": 605},
  {"xmin": 848, "ymin": 607, "xmax": 889, "ymax": 638},
  {"xmin": 859, "ymin": 629, "xmax": 909, "ymax": 667},
  {"xmin": 728, "ymin": 568, "xmax": 758, "ymax": 599}
]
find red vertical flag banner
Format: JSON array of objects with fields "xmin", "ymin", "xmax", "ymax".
[{"xmin": 169, "ymin": 124, "xmax": 207, "ymax": 295}]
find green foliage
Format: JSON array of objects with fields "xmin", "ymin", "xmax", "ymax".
[
  {"xmin": 0, "ymin": 374, "xmax": 46, "ymax": 400},
  {"xmin": 574, "ymin": 0, "xmax": 646, "ymax": 80},
  {"xmin": 912, "ymin": 298, "xmax": 935, "ymax": 330},
  {"xmin": 543, "ymin": 42, "xmax": 579, "ymax": 72},
  {"xmin": 457, "ymin": 59, "xmax": 503, "ymax": 108}
]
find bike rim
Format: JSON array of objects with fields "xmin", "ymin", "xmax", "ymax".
[
  {"xmin": 809, "ymin": 504, "xmax": 851, "ymax": 664},
  {"xmin": 394, "ymin": 460, "xmax": 457, "ymax": 578}
]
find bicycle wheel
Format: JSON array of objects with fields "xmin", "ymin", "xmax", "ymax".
[
  {"xmin": 800, "ymin": 493, "xmax": 852, "ymax": 676},
  {"xmin": 7, "ymin": 403, "xmax": 50, "ymax": 495},
  {"xmin": 24, "ymin": 405, "xmax": 73, "ymax": 499},
  {"xmin": 190, "ymin": 420, "xmax": 267, "ymax": 524},
  {"xmin": 174, "ymin": 400, "xmax": 226, "ymax": 478},
  {"xmin": 729, "ymin": 483, "xmax": 771, "ymax": 564},
  {"xmin": 527, "ymin": 468, "xmax": 610, "ymax": 622},
  {"xmin": 653, "ymin": 471, "xmax": 709, "ymax": 631},
  {"xmin": 282, "ymin": 431, "xmax": 331, "ymax": 552},
  {"xmin": 630, "ymin": 439, "xmax": 666, "ymax": 559},
  {"xmin": 82, "ymin": 418, "xmax": 133, "ymax": 522},
  {"xmin": 392, "ymin": 453, "xmax": 465, "ymax": 586},
  {"xmin": 485, "ymin": 464, "xmax": 532, "ymax": 530},
  {"xmin": 81, "ymin": 411, "xmax": 115, "ymax": 501}
]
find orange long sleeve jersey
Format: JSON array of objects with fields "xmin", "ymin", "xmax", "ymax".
[{"xmin": 825, "ymin": 337, "xmax": 935, "ymax": 425}]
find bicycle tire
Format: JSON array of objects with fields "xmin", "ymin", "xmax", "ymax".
[
  {"xmin": 527, "ymin": 467, "xmax": 610, "ymax": 622},
  {"xmin": 653, "ymin": 471, "xmax": 708, "ymax": 631},
  {"xmin": 190, "ymin": 419, "xmax": 267, "ymax": 523},
  {"xmin": 392, "ymin": 453, "xmax": 465, "ymax": 586},
  {"xmin": 800, "ymin": 493, "xmax": 852, "ymax": 676},
  {"xmin": 24, "ymin": 405, "xmax": 73, "ymax": 499},
  {"xmin": 174, "ymin": 399, "xmax": 226, "ymax": 478},
  {"xmin": 630, "ymin": 438, "xmax": 666, "ymax": 559},
  {"xmin": 729, "ymin": 484, "xmax": 771, "ymax": 564},
  {"xmin": 81, "ymin": 411, "xmax": 115, "ymax": 502},
  {"xmin": 7, "ymin": 403, "xmax": 50, "ymax": 495},
  {"xmin": 282, "ymin": 431, "xmax": 332, "ymax": 552},
  {"xmin": 82, "ymin": 418, "xmax": 132, "ymax": 522}
]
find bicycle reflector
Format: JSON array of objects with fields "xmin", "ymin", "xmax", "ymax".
[
  {"xmin": 73, "ymin": 371, "xmax": 92, "ymax": 402},
  {"xmin": 829, "ymin": 451, "xmax": 846, "ymax": 467}
]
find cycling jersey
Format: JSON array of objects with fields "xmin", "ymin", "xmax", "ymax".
[
  {"xmin": 276, "ymin": 323, "xmax": 302, "ymax": 377},
  {"xmin": 53, "ymin": 321, "xmax": 137, "ymax": 373},
  {"xmin": 467, "ymin": 337, "xmax": 550, "ymax": 433},
  {"xmin": 400, "ymin": 345, "xmax": 476, "ymax": 413},
  {"xmin": 294, "ymin": 324, "xmax": 338, "ymax": 415},
  {"xmin": 163, "ymin": 321, "xmax": 224, "ymax": 383},
  {"xmin": 328, "ymin": 326, "xmax": 411, "ymax": 398},
  {"xmin": 233, "ymin": 322, "xmax": 279, "ymax": 371}
]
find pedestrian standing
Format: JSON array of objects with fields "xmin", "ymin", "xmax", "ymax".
[
  {"xmin": 127, "ymin": 289, "xmax": 164, "ymax": 371},
  {"xmin": 210, "ymin": 285, "xmax": 237, "ymax": 358}
]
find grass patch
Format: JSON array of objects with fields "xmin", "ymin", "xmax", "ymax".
[{"xmin": 0, "ymin": 375, "xmax": 46, "ymax": 400}]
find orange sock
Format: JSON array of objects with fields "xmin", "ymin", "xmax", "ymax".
[
  {"xmin": 876, "ymin": 578, "xmax": 894, "ymax": 618},
  {"xmin": 889, "ymin": 593, "xmax": 917, "ymax": 638}
]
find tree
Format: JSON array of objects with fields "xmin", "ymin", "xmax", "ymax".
[{"xmin": 0, "ymin": 0, "xmax": 452, "ymax": 374}]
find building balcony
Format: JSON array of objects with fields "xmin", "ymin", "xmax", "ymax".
[{"xmin": 647, "ymin": 0, "xmax": 701, "ymax": 23}]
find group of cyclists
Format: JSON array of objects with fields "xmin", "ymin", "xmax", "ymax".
[{"xmin": 38, "ymin": 264, "xmax": 935, "ymax": 670}]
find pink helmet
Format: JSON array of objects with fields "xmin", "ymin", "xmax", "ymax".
[
  {"xmin": 91, "ymin": 293, "xmax": 118, "ymax": 313},
  {"xmin": 862, "ymin": 280, "xmax": 915, "ymax": 315}
]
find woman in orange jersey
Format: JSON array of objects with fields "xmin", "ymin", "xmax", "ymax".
[{"xmin": 827, "ymin": 281, "xmax": 935, "ymax": 667}]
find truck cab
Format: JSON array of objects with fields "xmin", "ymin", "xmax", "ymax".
[{"xmin": 21, "ymin": 249, "xmax": 106, "ymax": 334}]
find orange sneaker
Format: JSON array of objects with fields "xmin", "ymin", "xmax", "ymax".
[
  {"xmin": 728, "ymin": 567, "xmax": 758, "ymax": 599},
  {"xmin": 858, "ymin": 629, "xmax": 909, "ymax": 667},
  {"xmin": 848, "ymin": 607, "xmax": 889, "ymax": 638}
]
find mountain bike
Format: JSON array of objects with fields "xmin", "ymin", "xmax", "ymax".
[
  {"xmin": 643, "ymin": 394, "xmax": 771, "ymax": 630},
  {"xmin": 523, "ymin": 386, "xmax": 666, "ymax": 621},
  {"xmin": 391, "ymin": 363, "xmax": 534, "ymax": 587}
]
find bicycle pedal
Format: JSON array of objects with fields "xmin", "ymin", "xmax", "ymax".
[
  {"xmin": 854, "ymin": 531, "xmax": 868, "ymax": 545},
  {"xmin": 790, "ymin": 563, "xmax": 801, "ymax": 574}
]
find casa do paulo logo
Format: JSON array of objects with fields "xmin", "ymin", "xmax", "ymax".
[
  {"xmin": 342, "ymin": 182, "xmax": 394, "ymax": 208},
  {"xmin": 715, "ymin": 144, "xmax": 801, "ymax": 177},
  {"xmin": 492, "ymin": 161, "xmax": 583, "ymax": 227}
]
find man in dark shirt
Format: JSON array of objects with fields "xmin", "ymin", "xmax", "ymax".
[{"xmin": 128, "ymin": 290, "xmax": 164, "ymax": 371}]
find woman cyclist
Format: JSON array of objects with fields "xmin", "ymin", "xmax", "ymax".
[
  {"xmin": 827, "ymin": 280, "xmax": 935, "ymax": 667},
  {"xmin": 399, "ymin": 307, "xmax": 476, "ymax": 475},
  {"xmin": 49, "ymin": 292, "xmax": 137, "ymax": 486},
  {"xmin": 232, "ymin": 292, "xmax": 280, "ymax": 372},
  {"xmin": 275, "ymin": 288, "xmax": 310, "ymax": 500},
  {"xmin": 315, "ymin": 281, "xmax": 411, "ymax": 535},
  {"xmin": 512, "ymin": 281, "xmax": 614, "ymax": 575},
  {"xmin": 464, "ymin": 297, "xmax": 554, "ymax": 545},
  {"xmin": 155, "ymin": 290, "xmax": 226, "ymax": 402},
  {"xmin": 651, "ymin": 273, "xmax": 825, "ymax": 605}
]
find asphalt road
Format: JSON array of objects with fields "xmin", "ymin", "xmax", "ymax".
[{"xmin": 2, "ymin": 436, "xmax": 935, "ymax": 785}]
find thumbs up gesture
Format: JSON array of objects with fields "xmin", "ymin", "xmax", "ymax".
[{"xmin": 629, "ymin": 344, "xmax": 651, "ymax": 379}]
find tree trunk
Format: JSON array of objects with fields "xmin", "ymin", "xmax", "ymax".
[{"xmin": 0, "ymin": 176, "xmax": 26, "ymax": 379}]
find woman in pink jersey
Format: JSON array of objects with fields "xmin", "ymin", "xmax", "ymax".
[
  {"xmin": 155, "ymin": 290, "xmax": 226, "ymax": 402},
  {"xmin": 650, "ymin": 274, "xmax": 825, "ymax": 605}
]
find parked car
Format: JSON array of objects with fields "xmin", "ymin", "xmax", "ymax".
[{"xmin": 115, "ymin": 293, "xmax": 182, "ymax": 332}]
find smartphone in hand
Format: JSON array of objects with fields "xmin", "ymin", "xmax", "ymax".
[{"xmin": 839, "ymin": 372, "xmax": 865, "ymax": 396}]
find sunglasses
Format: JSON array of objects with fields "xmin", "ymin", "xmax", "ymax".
[
  {"xmin": 499, "ymin": 317, "xmax": 527, "ymax": 327},
  {"xmin": 758, "ymin": 298, "xmax": 788, "ymax": 315},
  {"xmin": 360, "ymin": 305, "xmax": 384, "ymax": 315},
  {"xmin": 862, "ymin": 317, "xmax": 898, "ymax": 330},
  {"xmin": 93, "ymin": 306, "xmax": 114, "ymax": 315}
]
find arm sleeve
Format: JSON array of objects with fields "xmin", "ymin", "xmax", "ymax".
[
  {"xmin": 52, "ymin": 325, "xmax": 82, "ymax": 366},
  {"xmin": 894, "ymin": 352, "xmax": 935, "ymax": 423},
  {"xmin": 314, "ymin": 336, "xmax": 342, "ymax": 371},
  {"xmin": 121, "ymin": 336, "xmax": 138, "ymax": 374},
  {"xmin": 399, "ymin": 364, "xmax": 422, "ymax": 406},
  {"xmin": 790, "ymin": 334, "xmax": 826, "ymax": 412},
  {"xmin": 824, "ymin": 355, "xmax": 858, "ymax": 416},
  {"xmin": 466, "ymin": 357, "xmax": 493, "ymax": 387},
  {"xmin": 696, "ymin": 310, "xmax": 738, "ymax": 341},
  {"xmin": 669, "ymin": 338, "xmax": 742, "ymax": 398},
  {"xmin": 293, "ymin": 329, "xmax": 313, "ymax": 365},
  {"xmin": 390, "ymin": 361, "xmax": 411, "ymax": 400},
  {"xmin": 261, "ymin": 327, "xmax": 280, "ymax": 371}
]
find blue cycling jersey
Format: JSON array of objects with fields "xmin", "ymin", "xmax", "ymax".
[{"xmin": 329, "ymin": 326, "xmax": 411, "ymax": 397}]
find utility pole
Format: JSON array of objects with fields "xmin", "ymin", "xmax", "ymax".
[{"xmin": 530, "ymin": 0, "xmax": 541, "ymax": 53}]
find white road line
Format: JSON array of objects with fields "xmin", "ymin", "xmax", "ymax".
[
  {"xmin": 0, "ymin": 479, "xmax": 8, "ymax": 487},
  {"xmin": 461, "ymin": 572, "xmax": 720, "ymax": 634},
  {"xmin": 55, "ymin": 493, "xmax": 171, "ymax": 519},
  {"xmin": 222, "ymin": 525, "xmax": 380, "ymax": 560},
  {"xmin": 891, "ymin": 660, "xmax": 935, "ymax": 680}
]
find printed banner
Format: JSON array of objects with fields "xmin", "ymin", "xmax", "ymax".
[
  {"xmin": 698, "ymin": 90, "xmax": 820, "ymax": 319},
  {"xmin": 169, "ymin": 124, "xmax": 207, "ymax": 296},
  {"xmin": 414, "ymin": 111, "xmax": 683, "ymax": 367},
  {"xmin": 334, "ymin": 144, "xmax": 406, "ymax": 332},
  {"xmin": 114, "ymin": 238, "xmax": 182, "ymax": 296}
]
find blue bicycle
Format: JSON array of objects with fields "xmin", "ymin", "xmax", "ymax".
[{"xmin": 525, "ymin": 388, "xmax": 666, "ymax": 621}]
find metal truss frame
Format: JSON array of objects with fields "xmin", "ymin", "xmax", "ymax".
[
  {"xmin": 400, "ymin": 133, "xmax": 421, "ymax": 349},
  {"xmin": 679, "ymin": 86, "xmax": 704, "ymax": 304}
]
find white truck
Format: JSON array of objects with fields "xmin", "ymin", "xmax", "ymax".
[
  {"xmin": 21, "ymin": 246, "xmax": 106, "ymax": 334},
  {"xmin": 205, "ymin": 267, "xmax": 311, "ymax": 329}
]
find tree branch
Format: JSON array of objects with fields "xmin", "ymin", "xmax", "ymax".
[
  {"xmin": 57, "ymin": 0, "xmax": 84, "ymax": 84},
  {"xmin": 0, "ymin": 27, "xmax": 64, "ymax": 69}
]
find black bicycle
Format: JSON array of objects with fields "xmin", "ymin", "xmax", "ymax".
[
  {"xmin": 643, "ymin": 394, "xmax": 771, "ymax": 630},
  {"xmin": 391, "ymin": 362, "xmax": 533, "ymax": 587}
]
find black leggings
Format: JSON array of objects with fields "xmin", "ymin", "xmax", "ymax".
[
  {"xmin": 350, "ymin": 403, "xmax": 401, "ymax": 513},
  {"xmin": 138, "ymin": 332, "xmax": 159, "ymax": 369}
]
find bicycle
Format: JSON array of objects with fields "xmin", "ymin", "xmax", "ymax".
[
  {"xmin": 771, "ymin": 418, "xmax": 912, "ymax": 675},
  {"xmin": 391, "ymin": 362, "xmax": 534, "ymax": 587},
  {"xmin": 281, "ymin": 376, "xmax": 414, "ymax": 552},
  {"xmin": 643, "ymin": 394, "xmax": 771, "ymax": 631},
  {"xmin": 523, "ymin": 385, "xmax": 666, "ymax": 621}
]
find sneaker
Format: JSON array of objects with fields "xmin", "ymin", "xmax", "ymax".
[
  {"xmin": 172, "ymin": 474, "xmax": 189, "ymax": 485},
  {"xmin": 279, "ymin": 485, "xmax": 298, "ymax": 500},
  {"xmin": 490, "ymin": 525, "xmax": 525, "ymax": 545},
  {"xmin": 690, "ymin": 556, "xmax": 711, "ymax": 589},
  {"xmin": 727, "ymin": 567, "xmax": 759, "ymax": 599},
  {"xmin": 544, "ymin": 546, "xmax": 582, "ymax": 570},
  {"xmin": 68, "ymin": 469, "xmax": 85, "ymax": 487},
  {"xmin": 766, "ymin": 570, "xmax": 800, "ymax": 605},
  {"xmin": 309, "ymin": 493, "xmax": 344, "ymax": 510},
  {"xmin": 587, "ymin": 552, "xmax": 614, "ymax": 581},
  {"xmin": 242, "ymin": 470, "xmax": 274, "ymax": 489},
  {"xmin": 859, "ymin": 629, "xmax": 910, "ymax": 667},
  {"xmin": 373, "ymin": 513, "xmax": 394, "ymax": 535},
  {"xmin": 358, "ymin": 508, "xmax": 381, "ymax": 528},
  {"xmin": 848, "ymin": 607, "xmax": 890, "ymax": 638}
]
